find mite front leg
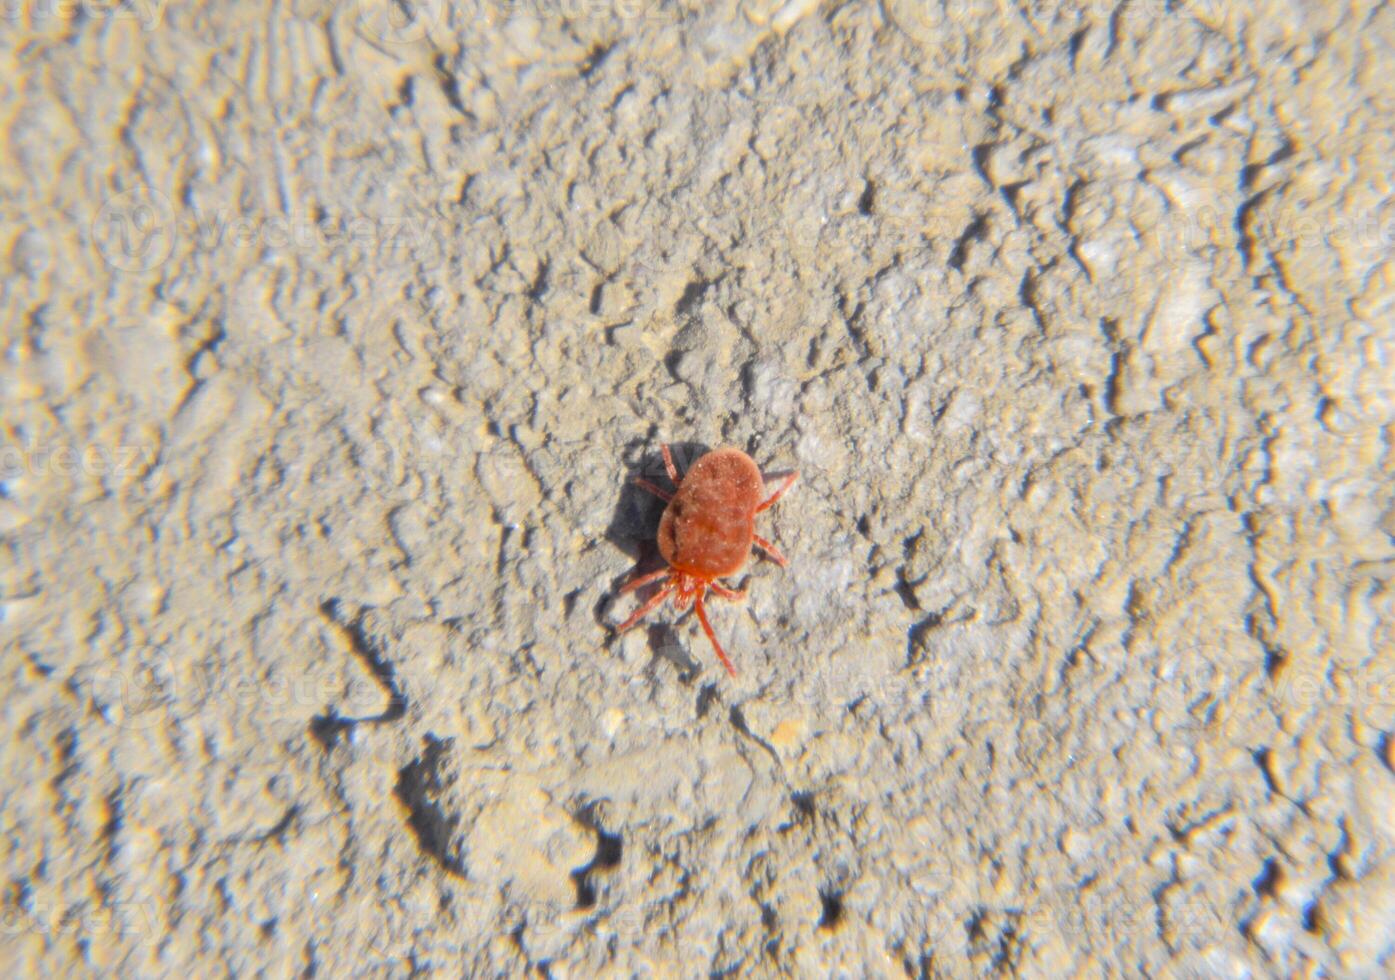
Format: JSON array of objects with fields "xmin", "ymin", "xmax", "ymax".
[
  {"xmin": 756, "ymin": 470, "xmax": 798, "ymax": 513},
  {"xmin": 620, "ymin": 567, "xmax": 671, "ymax": 593},
  {"xmin": 632, "ymin": 476, "xmax": 673, "ymax": 502},
  {"xmin": 660, "ymin": 443, "xmax": 682, "ymax": 484}
]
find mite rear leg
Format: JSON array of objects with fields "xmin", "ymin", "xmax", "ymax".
[
  {"xmin": 615, "ymin": 583, "xmax": 674, "ymax": 633},
  {"xmin": 752, "ymin": 533, "xmax": 788, "ymax": 567},
  {"xmin": 693, "ymin": 593, "xmax": 737, "ymax": 677}
]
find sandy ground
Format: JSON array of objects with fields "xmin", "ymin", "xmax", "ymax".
[{"xmin": 2, "ymin": 0, "xmax": 1393, "ymax": 975}]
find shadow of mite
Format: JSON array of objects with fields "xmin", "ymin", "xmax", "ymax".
[
  {"xmin": 648, "ymin": 625, "xmax": 701, "ymax": 679},
  {"xmin": 594, "ymin": 440, "xmax": 712, "ymax": 635},
  {"xmin": 600, "ymin": 439, "xmax": 711, "ymax": 563}
]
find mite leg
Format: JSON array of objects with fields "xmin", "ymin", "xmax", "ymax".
[
  {"xmin": 694, "ymin": 592, "xmax": 738, "ymax": 677},
  {"xmin": 752, "ymin": 534, "xmax": 788, "ymax": 567},
  {"xmin": 615, "ymin": 584, "xmax": 674, "ymax": 633},
  {"xmin": 631, "ymin": 476, "xmax": 673, "ymax": 502},
  {"xmin": 708, "ymin": 582, "xmax": 747, "ymax": 601},
  {"xmin": 661, "ymin": 443, "xmax": 682, "ymax": 484},
  {"xmin": 620, "ymin": 567, "xmax": 670, "ymax": 593},
  {"xmin": 755, "ymin": 471, "xmax": 798, "ymax": 513}
]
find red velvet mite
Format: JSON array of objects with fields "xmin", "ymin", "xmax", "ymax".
[{"xmin": 613, "ymin": 444, "xmax": 797, "ymax": 676}]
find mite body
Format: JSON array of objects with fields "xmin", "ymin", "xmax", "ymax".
[{"xmin": 614, "ymin": 445, "xmax": 796, "ymax": 676}]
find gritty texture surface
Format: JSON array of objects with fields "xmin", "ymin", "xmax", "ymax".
[{"xmin": 3, "ymin": 0, "xmax": 1394, "ymax": 975}]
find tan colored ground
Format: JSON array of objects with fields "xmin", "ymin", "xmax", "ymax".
[{"xmin": 2, "ymin": 0, "xmax": 1393, "ymax": 975}]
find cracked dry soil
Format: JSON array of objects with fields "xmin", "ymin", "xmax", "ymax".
[{"xmin": 3, "ymin": 0, "xmax": 1394, "ymax": 975}]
